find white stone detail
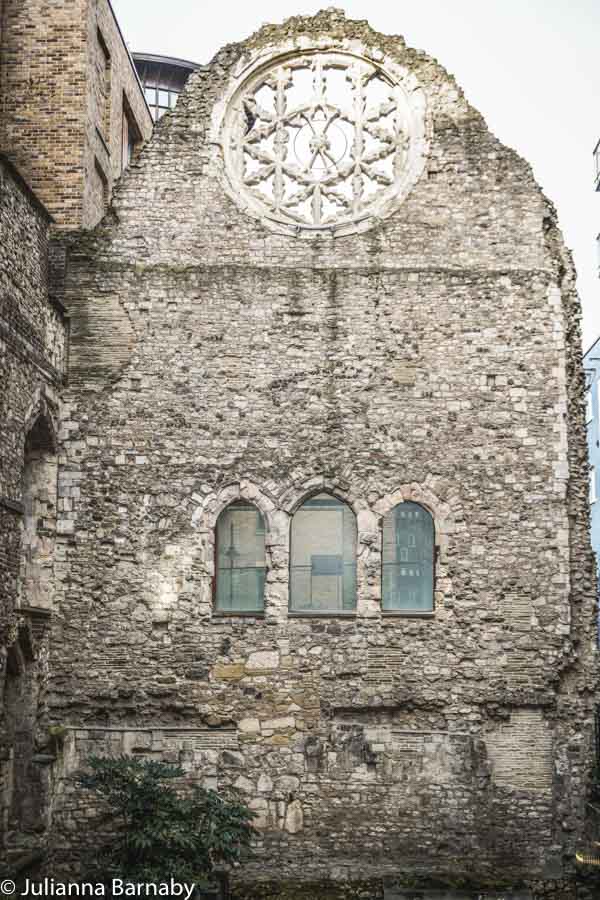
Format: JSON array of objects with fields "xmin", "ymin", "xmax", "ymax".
[
  {"xmin": 238, "ymin": 717, "xmax": 261, "ymax": 734},
  {"xmin": 284, "ymin": 798, "xmax": 304, "ymax": 833},
  {"xmin": 246, "ymin": 650, "xmax": 280, "ymax": 671},
  {"xmin": 215, "ymin": 40, "xmax": 429, "ymax": 237}
]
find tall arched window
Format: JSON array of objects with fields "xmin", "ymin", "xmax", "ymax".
[
  {"xmin": 215, "ymin": 502, "xmax": 266, "ymax": 612},
  {"xmin": 290, "ymin": 493, "xmax": 357, "ymax": 613},
  {"xmin": 382, "ymin": 502, "xmax": 434, "ymax": 612}
]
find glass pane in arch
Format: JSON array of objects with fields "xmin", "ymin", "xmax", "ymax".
[
  {"xmin": 382, "ymin": 502, "xmax": 434, "ymax": 611},
  {"xmin": 290, "ymin": 492, "xmax": 357, "ymax": 613},
  {"xmin": 216, "ymin": 502, "xmax": 266, "ymax": 612}
]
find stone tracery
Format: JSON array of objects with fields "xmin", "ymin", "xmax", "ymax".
[{"xmin": 223, "ymin": 50, "xmax": 422, "ymax": 233}]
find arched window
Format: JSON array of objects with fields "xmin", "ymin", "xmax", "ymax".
[
  {"xmin": 215, "ymin": 502, "xmax": 266, "ymax": 612},
  {"xmin": 290, "ymin": 492, "xmax": 357, "ymax": 613},
  {"xmin": 382, "ymin": 502, "xmax": 434, "ymax": 612}
]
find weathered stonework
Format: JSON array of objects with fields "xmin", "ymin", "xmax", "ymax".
[
  {"xmin": 0, "ymin": 154, "xmax": 67, "ymax": 863},
  {"xmin": 213, "ymin": 37, "xmax": 430, "ymax": 236},
  {"xmin": 1, "ymin": 7, "xmax": 598, "ymax": 898}
]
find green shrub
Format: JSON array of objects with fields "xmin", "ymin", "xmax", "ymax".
[{"xmin": 78, "ymin": 755, "xmax": 256, "ymax": 889}]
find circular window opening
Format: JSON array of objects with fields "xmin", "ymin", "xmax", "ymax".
[{"xmin": 220, "ymin": 48, "xmax": 428, "ymax": 236}]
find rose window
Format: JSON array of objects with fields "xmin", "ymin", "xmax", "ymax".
[{"xmin": 219, "ymin": 49, "xmax": 427, "ymax": 236}]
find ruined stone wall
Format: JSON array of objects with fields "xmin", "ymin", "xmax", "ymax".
[
  {"xmin": 0, "ymin": 155, "xmax": 67, "ymax": 861},
  {"xmin": 0, "ymin": 154, "xmax": 65, "ymax": 620},
  {"xmin": 0, "ymin": 0, "xmax": 152, "ymax": 230},
  {"xmin": 49, "ymin": 10, "xmax": 598, "ymax": 896}
]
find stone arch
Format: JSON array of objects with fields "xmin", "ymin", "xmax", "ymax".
[
  {"xmin": 280, "ymin": 477, "xmax": 379, "ymax": 617},
  {"xmin": 197, "ymin": 481, "xmax": 287, "ymax": 619},
  {"xmin": 288, "ymin": 489, "xmax": 359, "ymax": 614},
  {"xmin": 22, "ymin": 390, "xmax": 58, "ymax": 455},
  {"xmin": 199, "ymin": 480, "xmax": 278, "ymax": 534},
  {"xmin": 1, "ymin": 621, "xmax": 44, "ymax": 841},
  {"xmin": 213, "ymin": 499, "xmax": 268, "ymax": 614},
  {"xmin": 20, "ymin": 408, "xmax": 58, "ymax": 613},
  {"xmin": 280, "ymin": 476, "xmax": 365, "ymax": 518},
  {"xmin": 373, "ymin": 483, "xmax": 455, "ymax": 557},
  {"xmin": 373, "ymin": 482, "xmax": 457, "ymax": 613}
]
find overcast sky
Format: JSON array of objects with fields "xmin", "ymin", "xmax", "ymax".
[{"xmin": 112, "ymin": 0, "xmax": 600, "ymax": 350}]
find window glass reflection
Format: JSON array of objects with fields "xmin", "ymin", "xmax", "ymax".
[
  {"xmin": 216, "ymin": 502, "xmax": 266, "ymax": 612},
  {"xmin": 290, "ymin": 493, "xmax": 357, "ymax": 613},
  {"xmin": 382, "ymin": 502, "xmax": 434, "ymax": 611}
]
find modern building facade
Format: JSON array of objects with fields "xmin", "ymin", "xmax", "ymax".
[
  {"xmin": 1, "ymin": 7, "xmax": 599, "ymax": 899},
  {"xmin": 132, "ymin": 53, "xmax": 201, "ymax": 121}
]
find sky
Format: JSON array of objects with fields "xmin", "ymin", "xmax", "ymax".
[{"xmin": 112, "ymin": 0, "xmax": 600, "ymax": 350}]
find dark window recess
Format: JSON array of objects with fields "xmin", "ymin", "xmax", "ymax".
[
  {"xmin": 97, "ymin": 28, "xmax": 111, "ymax": 137},
  {"xmin": 122, "ymin": 94, "xmax": 142, "ymax": 172},
  {"xmin": 94, "ymin": 157, "xmax": 109, "ymax": 211}
]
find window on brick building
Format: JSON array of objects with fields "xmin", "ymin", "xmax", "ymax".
[
  {"xmin": 97, "ymin": 29, "xmax": 112, "ymax": 138},
  {"xmin": 121, "ymin": 95, "xmax": 142, "ymax": 172},
  {"xmin": 290, "ymin": 493, "xmax": 357, "ymax": 613},
  {"xmin": 215, "ymin": 502, "xmax": 266, "ymax": 612},
  {"xmin": 93, "ymin": 157, "xmax": 109, "ymax": 215},
  {"xmin": 382, "ymin": 502, "xmax": 434, "ymax": 612}
]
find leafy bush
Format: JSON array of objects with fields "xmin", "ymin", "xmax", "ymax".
[{"xmin": 78, "ymin": 755, "xmax": 256, "ymax": 889}]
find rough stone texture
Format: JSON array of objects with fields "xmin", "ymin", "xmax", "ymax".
[
  {"xmin": 0, "ymin": 1, "xmax": 151, "ymax": 856},
  {"xmin": 0, "ymin": 0, "xmax": 152, "ymax": 230},
  {"xmin": 0, "ymin": 154, "xmax": 67, "ymax": 859},
  {"xmin": 2, "ymin": 7, "xmax": 598, "ymax": 897},
  {"xmin": 0, "ymin": 155, "xmax": 65, "ymax": 613}
]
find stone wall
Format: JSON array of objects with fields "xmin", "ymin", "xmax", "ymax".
[
  {"xmin": 0, "ymin": 154, "xmax": 65, "ymax": 615},
  {"xmin": 46, "ymin": 9, "xmax": 598, "ymax": 897},
  {"xmin": 0, "ymin": 0, "xmax": 152, "ymax": 230},
  {"xmin": 0, "ymin": 154, "xmax": 67, "ymax": 862}
]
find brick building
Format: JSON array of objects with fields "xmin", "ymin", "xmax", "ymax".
[
  {"xmin": 0, "ymin": 0, "xmax": 152, "ymax": 229},
  {"xmin": 1, "ymin": 7, "xmax": 599, "ymax": 899}
]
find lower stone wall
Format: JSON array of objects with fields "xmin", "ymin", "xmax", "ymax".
[{"xmin": 46, "ymin": 719, "xmax": 564, "ymax": 892}]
